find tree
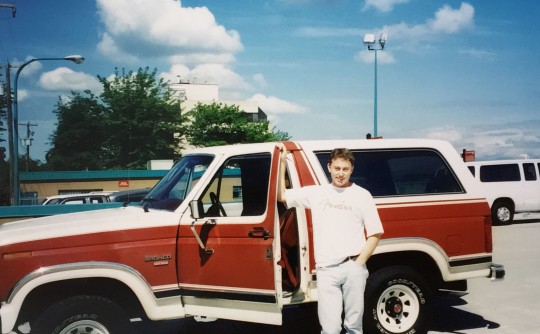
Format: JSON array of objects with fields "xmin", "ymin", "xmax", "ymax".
[
  {"xmin": 46, "ymin": 67, "xmax": 184, "ymax": 170},
  {"xmin": 0, "ymin": 83, "xmax": 10, "ymax": 205},
  {"xmin": 186, "ymin": 102, "xmax": 290, "ymax": 147},
  {"xmin": 98, "ymin": 67, "xmax": 183, "ymax": 169},
  {"xmin": 46, "ymin": 92, "xmax": 106, "ymax": 170}
]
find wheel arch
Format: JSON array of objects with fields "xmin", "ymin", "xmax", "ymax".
[
  {"xmin": 368, "ymin": 250, "xmax": 442, "ymax": 293},
  {"xmin": 3, "ymin": 262, "xmax": 185, "ymax": 334},
  {"xmin": 19, "ymin": 277, "xmax": 145, "ymax": 326},
  {"xmin": 369, "ymin": 238, "xmax": 451, "ymax": 292},
  {"xmin": 492, "ymin": 197, "xmax": 514, "ymax": 209}
]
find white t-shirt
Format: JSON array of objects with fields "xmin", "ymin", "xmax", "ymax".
[{"xmin": 286, "ymin": 183, "xmax": 384, "ymax": 267}]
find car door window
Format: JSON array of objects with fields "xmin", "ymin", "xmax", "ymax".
[{"xmin": 199, "ymin": 153, "xmax": 271, "ymax": 217}]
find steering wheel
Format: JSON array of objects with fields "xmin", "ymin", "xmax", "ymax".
[{"xmin": 210, "ymin": 192, "xmax": 227, "ymax": 217}]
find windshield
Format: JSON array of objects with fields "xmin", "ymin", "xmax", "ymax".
[{"xmin": 142, "ymin": 154, "xmax": 214, "ymax": 211}]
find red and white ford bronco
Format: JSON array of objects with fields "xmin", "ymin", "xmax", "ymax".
[{"xmin": 0, "ymin": 139, "xmax": 504, "ymax": 334}]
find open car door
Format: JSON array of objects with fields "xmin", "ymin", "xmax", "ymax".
[{"xmin": 177, "ymin": 147, "xmax": 285, "ymax": 324}]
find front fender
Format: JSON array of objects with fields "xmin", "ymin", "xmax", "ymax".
[{"xmin": 1, "ymin": 262, "xmax": 185, "ymax": 334}]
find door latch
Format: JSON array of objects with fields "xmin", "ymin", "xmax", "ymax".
[{"xmin": 248, "ymin": 227, "xmax": 270, "ymax": 240}]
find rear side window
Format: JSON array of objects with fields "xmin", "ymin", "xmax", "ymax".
[
  {"xmin": 480, "ymin": 164, "xmax": 520, "ymax": 182},
  {"xmin": 523, "ymin": 163, "xmax": 537, "ymax": 181},
  {"xmin": 315, "ymin": 149, "xmax": 463, "ymax": 197}
]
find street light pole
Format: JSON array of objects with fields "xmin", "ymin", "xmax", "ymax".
[
  {"xmin": 363, "ymin": 33, "xmax": 387, "ymax": 138},
  {"xmin": 11, "ymin": 55, "xmax": 84, "ymax": 205}
]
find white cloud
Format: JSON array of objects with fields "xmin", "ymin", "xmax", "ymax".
[
  {"xmin": 96, "ymin": 0, "xmax": 242, "ymax": 63},
  {"xmin": 38, "ymin": 67, "xmax": 102, "ymax": 92},
  {"xmin": 362, "ymin": 0, "xmax": 410, "ymax": 13},
  {"xmin": 9, "ymin": 56, "xmax": 43, "ymax": 78},
  {"xmin": 355, "ymin": 49, "xmax": 396, "ymax": 64},
  {"xmin": 296, "ymin": 2, "xmax": 474, "ymax": 46},
  {"xmin": 17, "ymin": 89, "xmax": 29, "ymax": 102},
  {"xmin": 296, "ymin": 26, "xmax": 363, "ymax": 38},
  {"xmin": 252, "ymin": 74, "xmax": 269, "ymax": 89},
  {"xmin": 97, "ymin": 33, "xmax": 139, "ymax": 63},
  {"xmin": 249, "ymin": 93, "xmax": 307, "ymax": 121},
  {"xmin": 430, "ymin": 3, "xmax": 475, "ymax": 34},
  {"xmin": 382, "ymin": 2, "xmax": 474, "ymax": 42},
  {"xmin": 161, "ymin": 63, "xmax": 251, "ymax": 97},
  {"xmin": 425, "ymin": 125, "xmax": 463, "ymax": 143},
  {"xmin": 168, "ymin": 53, "xmax": 236, "ymax": 66},
  {"xmin": 459, "ymin": 48, "xmax": 495, "ymax": 61},
  {"xmin": 425, "ymin": 125, "xmax": 540, "ymax": 160}
]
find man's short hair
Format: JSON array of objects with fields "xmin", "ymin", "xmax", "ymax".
[{"xmin": 329, "ymin": 148, "xmax": 355, "ymax": 166}]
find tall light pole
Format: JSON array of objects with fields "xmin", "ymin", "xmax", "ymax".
[
  {"xmin": 363, "ymin": 33, "xmax": 387, "ymax": 138},
  {"xmin": 12, "ymin": 55, "xmax": 84, "ymax": 205}
]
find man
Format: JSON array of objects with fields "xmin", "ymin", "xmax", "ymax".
[{"xmin": 276, "ymin": 144, "xmax": 383, "ymax": 334}]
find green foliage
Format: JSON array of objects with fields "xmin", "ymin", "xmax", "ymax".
[
  {"xmin": 46, "ymin": 92, "xmax": 106, "ymax": 170},
  {"xmin": 0, "ymin": 86, "xmax": 8, "ymax": 144},
  {"xmin": 46, "ymin": 67, "xmax": 290, "ymax": 170},
  {"xmin": 46, "ymin": 68, "xmax": 183, "ymax": 170},
  {"xmin": 98, "ymin": 67, "xmax": 183, "ymax": 169},
  {"xmin": 0, "ymin": 85, "xmax": 10, "ymax": 205},
  {"xmin": 186, "ymin": 102, "xmax": 290, "ymax": 147}
]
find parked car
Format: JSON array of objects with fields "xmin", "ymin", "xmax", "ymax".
[
  {"xmin": 108, "ymin": 188, "xmax": 151, "ymax": 204},
  {"xmin": 1, "ymin": 139, "xmax": 504, "ymax": 334},
  {"xmin": 41, "ymin": 193, "xmax": 111, "ymax": 205},
  {"xmin": 466, "ymin": 159, "xmax": 540, "ymax": 224}
]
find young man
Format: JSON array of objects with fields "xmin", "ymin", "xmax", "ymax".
[{"xmin": 276, "ymin": 144, "xmax": 383, "ymax": 334}]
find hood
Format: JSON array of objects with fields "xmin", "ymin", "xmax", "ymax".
[{"xmin": 0, "ymin": 206, "xmax": 181, "ymax": 247}]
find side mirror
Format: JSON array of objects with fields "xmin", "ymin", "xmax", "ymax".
[{"xmin": 189, "ymin": 200, "xmax": 204, "ymax": 219}]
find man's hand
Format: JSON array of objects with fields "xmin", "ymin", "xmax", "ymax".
[
  {"xmin": 276, "ymin": 143, "xmax": 287, "ymax": 203},
  {"xmin": 276, "ymin": 143, "xmax": 287, "ymax": 160},
  {"xmin": 355, "ymin": 233, "xmax": 382, "ymax": 266}
]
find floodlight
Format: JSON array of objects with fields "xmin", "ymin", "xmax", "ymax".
[
  {"xmin": 379, "ymin": 33, "xmax": 387, "ymax": 49},
  {"xmin": 363, "ymin": 34, "xmax": 375, "ymax": 44}
]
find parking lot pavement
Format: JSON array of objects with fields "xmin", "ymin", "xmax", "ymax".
[
  {"xmin": 429, "ymin": 219, "xmax": 540, "ymax": 334},
  {"xmin": 146, "ymin": 220, "xmax": 540, "ymax": 334}
]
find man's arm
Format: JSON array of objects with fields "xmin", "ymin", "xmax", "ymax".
[
  {"xmin": 356, "ymin": 233, "xmax": 382, "ymax": 265},
  {"xmin": 276, "ymin": 143, "xmax": 287, "ymax": 203}
]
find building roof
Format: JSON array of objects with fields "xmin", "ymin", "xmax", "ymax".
[{"xmin": 20, "ymin": 170, "xmax": 168, "ymax": 182}]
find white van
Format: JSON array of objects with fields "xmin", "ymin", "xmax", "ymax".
[{"xmin": 466, "ymin": 159, "xmax": 540, "ymax": 224}]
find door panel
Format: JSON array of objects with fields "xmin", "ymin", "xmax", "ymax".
[{"xmin": 176, "ymin": 150, "xmax": 282, "ymax": 323}]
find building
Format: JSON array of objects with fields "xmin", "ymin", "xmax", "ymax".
[
  {"xmin": 169, "ymin": 82, "xmax": 267, "ymax": 122},
  {"xmin": 19, "ymin": 169, "xmax": 168, "ymax": 205}
]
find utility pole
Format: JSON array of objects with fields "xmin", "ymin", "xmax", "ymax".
[
  {"xmin": 1, "ymin": 3, "xmax": 16, "ymax": 205},
  {"xmin": 21, "ymin": 121, "xmax": 37, "ymax": 171},
  {"xmin": 5, "ymin": 64, "xmax": 14, "ymax": 205}
]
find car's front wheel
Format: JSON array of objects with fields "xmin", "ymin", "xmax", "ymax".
[
  {"xmin": 364, "ymin": 265, "xmax": 432, "ymax": 334},
  {"xmin": 32, "ymin": 295, "xmax": 134, "ymax": 334}
]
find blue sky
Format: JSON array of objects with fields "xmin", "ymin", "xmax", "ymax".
[{"xmin": 1, "ymin": 0, "xmax": 539, "ymax": 162}]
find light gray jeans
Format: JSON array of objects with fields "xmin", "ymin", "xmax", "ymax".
[{"xmin": 316, "ymin": 259, "xmax": 369, "ymax": 334}]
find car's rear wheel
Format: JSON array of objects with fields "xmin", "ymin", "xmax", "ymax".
[
  {"xmin": 491, "ymin": 201, "xmax": 513, "ymax": 225},
  {"xmin": 364, "ymin": 266, "xmax": 432, "ymax": 334}
]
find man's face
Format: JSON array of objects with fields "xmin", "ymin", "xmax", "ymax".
[{"xmin": 327, "ymin": 157, "xmax": 353, "ymax": 188}]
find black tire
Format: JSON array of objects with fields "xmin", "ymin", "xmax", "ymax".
[
  {"xmin": 364, "ymin": 266, "xmax": 432, "ymax": 334},
  {"xmin": 32, "ymin": 295, "xmax": 135, "ymax": 334},
  {"xmin": 491, "ymin": 201, "xmax": 514, "ymax": 225}
]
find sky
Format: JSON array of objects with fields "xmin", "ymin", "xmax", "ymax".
[{"xmin": 0, "ymin": 0, "xmax": 539, "ymax": 163}]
